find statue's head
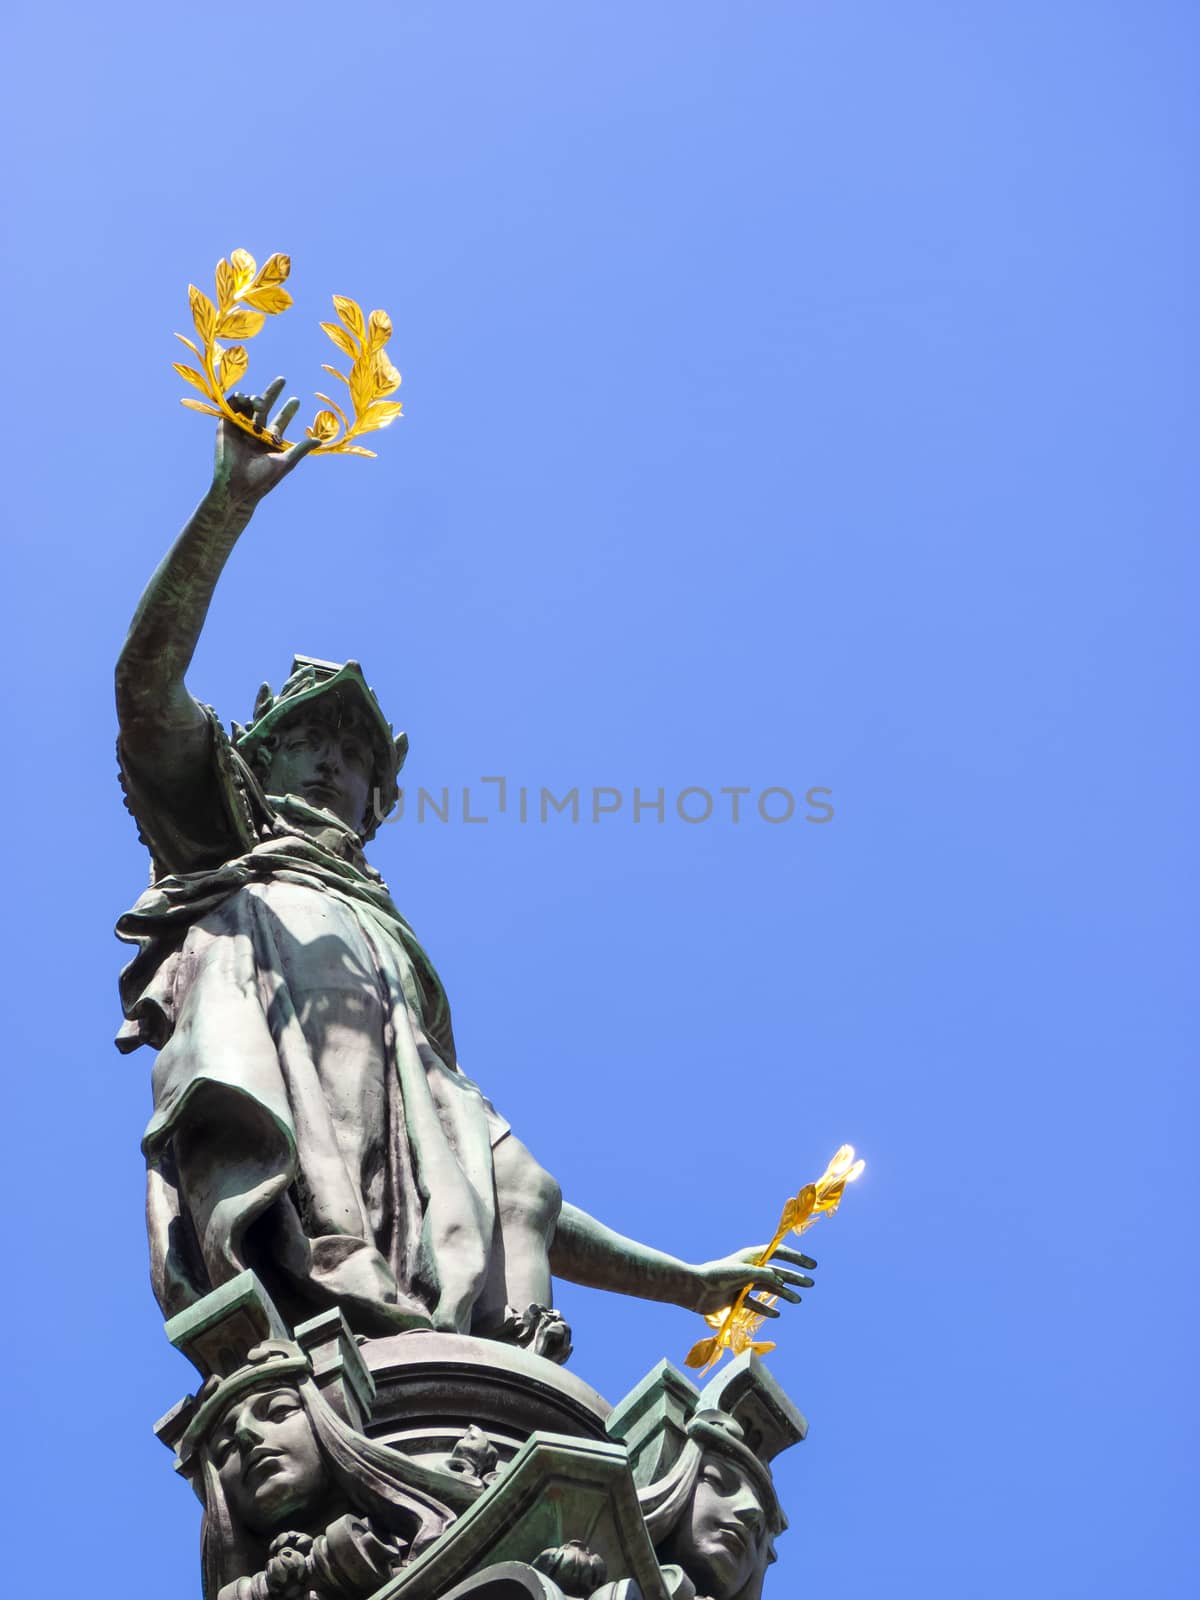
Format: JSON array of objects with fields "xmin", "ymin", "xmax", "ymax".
[
  {"xmin": 209, "ymin": 1379, "xmax": 329, "ymax": 1535},
  {"xmin": 644, "ymin": 1410, "xmax": 784, "ymax": 1600},
  {"xmin": 174, "ymin": 1340, "xmax": 455, "ymax": 1598},
  {"xmin": 660, "ymin": 1439, "xmax": 770, "ymax": 1598},
  {"xmin": 233, "ymin": 655, "xmax": 408, "ymax": 840}
]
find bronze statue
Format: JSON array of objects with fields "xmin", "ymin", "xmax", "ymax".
[{"xmin": 115, "ymin": 391, "xmax": 815, "ymax": 1355}]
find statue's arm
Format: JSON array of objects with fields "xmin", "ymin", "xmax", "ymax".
[
  {"xmin": 116, "ymin": 479, "xmax": 255, "ymax": 777},
  {"xmin": 550, "ymin": 1202, "xmax": 814, "ymax": 1316},
  {"xmin": 116, "ymin": 387, "xmax": 316, "ymax": 786}
]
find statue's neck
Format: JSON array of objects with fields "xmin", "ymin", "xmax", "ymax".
[{"xmin": 268, "ymin": 794, "xmax": 367, "ymax": 862}]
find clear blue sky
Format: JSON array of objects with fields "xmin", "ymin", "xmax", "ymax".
[{"xmin": 3, "ymin": 4, "xmax": 1195, "ymax": 1595}]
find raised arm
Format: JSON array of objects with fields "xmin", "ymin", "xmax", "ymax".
[{"xmin": 116, "ymin": 383, "xmax": 316, "ymax": 789}]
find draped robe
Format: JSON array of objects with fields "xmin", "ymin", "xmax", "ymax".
[{"xmin": 116, "ymin": 709, "xmax": 507, "ymax": 1334}]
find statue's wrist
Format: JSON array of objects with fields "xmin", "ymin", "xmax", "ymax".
[
  {"xmin": 201, "ymin": 477, "xmax": 257, "ymax": 530},
  {"xmin": 662, "ymin": 1261, "xmax": 703, "ymax": 1310},
  {"xmin": 685, "ymin": 1267, "xmax": 710, "ymax": 1312}
]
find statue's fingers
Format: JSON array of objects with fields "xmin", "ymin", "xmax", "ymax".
[
  {"xmin": 255, "ymin": 377, "xmax": 285, "ymax": 425},
  {"xmin": 282, "ymin": 434, "xmax": 321, "ymax": 469},
  {"xmin": 228, "ymin": 391, "xmax": 255, "ymax": 418},
  {"xmin": 741, "ymin": 1264, "xmax": 787, "ymax": 1294},
  {"xmin": 769, "ymin": 1246, "xmax": 818, "ymax": 1270},
  {"xmin": 772, "ymin": 1267, "xmax": 816, "ymax": 1288},
  {"xmin": 746, "ymin": 1297, "xmax": 782, "ymax": 1319},
  {"xmin": 750, "ymin": 1266, "xmax": 807, "ymax": 1297},
  {"xmin": 738, "ymin": 1244, "xmax": 778, "ymax": 1265},
  {"xmin": 272, "ymin": 397, "xmax": 300, "ymax": 436}
]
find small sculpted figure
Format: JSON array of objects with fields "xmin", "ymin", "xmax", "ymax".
[
  {"xmin": 115, "ymin": 396, "xmax": 812, "ymax": 1350},
  {"xmin": 641, "ymin": 1412, "xmax": 783, "ymax": 1600},
  {"xmin": 178, "ymin": 1339, "xmax": 469, "ymax": 1600}
]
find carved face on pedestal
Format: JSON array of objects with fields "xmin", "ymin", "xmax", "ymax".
[
  {"xmin": 210, "ymin": 1384, "xmax": 330, "ymax": 1535},
  {"xmin": 665, "ymin": 1449, "xmax": 770, "ymax": 1600},
  {"xmin": 265, "ymin": 706, "xmax": 374, "ymax": 833}
]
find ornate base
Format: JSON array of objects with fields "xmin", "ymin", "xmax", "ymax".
[{"xmin": 155, "ymin": 1274, "xmax": 805, "ymax": 1600}]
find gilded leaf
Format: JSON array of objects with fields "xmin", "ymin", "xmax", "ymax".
[
  {"xmin": 321, "ymin": 321, "xmax": 358, "ymax": 360},
  {"xmin": 321, "ymin": 363, "xmax": 350, "ymax": 385},
  {"xmin": 333, "ymin": 294, "xmax": 366, "ymax": 343},
  {"xmin": 241, "ymin": 284, "xmax": 293, "ymax": 315},
  {"xmin": 779, "ymin": 1196, "xmax": 801, "ymax": 1231},
  {"xmin": 219, "ymin": 345, "xmax": 249, "ymax": 392},
  {"xmin": 254, "ymin": 252, "xmax": 291, "ymax": 288},
  {"xmin": 684, "ymin": 1336, "xmax": 719, "ymax": 1370},
  {"xmin": 821, "ymin": 1145, "xmax": 856, "ymax": 1184},
  {"xmin": 790, "ymin": 1184, "xmax": 817, "ymax": 1234},
  {"xmin": 180, "ymin": 397, "xmax": 223, "ymax": 416},
  {"xmin": 373, "ymin": 352, "xmax": 401, "ymax": 395},
  {"xmin": 308, "ymin": 409, "xmax": 341, "ymax": 443},
  {"xmin": 367, "ymin": 308, "xmax": 392, "ymax": 351},
  {"xmin": 215, "ymin": 257, "xmax": 235, "ymax": 312},
  {"xmin": 173, "ymin": 331, "xmax": 202, "ymax": 357},
  {"xmin": 349, "ymin": 358, "xmax": 374, "ymax": 418},
  {"xmin": 230, "ymin": 248, "xmax": 257, "ymax": 290},
  {"xmin": 314, "ymin": 392, "xmax": 352, "ymax": 435},
  {"xmin": 340, "ymin": 444, "xmax": 377, "ymax": 457},
  {"xmin": 189, "ymin": 285, "xmax": 216, "ymax": 343},
  {"xmin": 173, "ymin": 361, "xmax": 214, "ymax": 398},
  {"xmin": 812, "ymin": 1149, "xmax": 865, "ymax": 1212},
  {"xmin": 353, "ymin": 400, "xmax": 404, "ymax": 434},
  {"xmin": 217, "ymin": 309, "xmax": 265, "ymax": 339},
  {"xmin": 750, "ymin": 1341, "xmax": 777, "ymax": 1356}
]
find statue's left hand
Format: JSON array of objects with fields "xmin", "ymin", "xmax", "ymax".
[{"xmin": 685, "ymin": 1244, "xmax": 816, "ymax": 1318}]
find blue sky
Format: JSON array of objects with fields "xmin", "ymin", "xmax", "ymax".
[{"xmin": 3, "ymin": 3, "xmax": 1196, "ymax": 1595}]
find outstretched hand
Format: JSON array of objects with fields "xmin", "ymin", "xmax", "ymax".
[
  {"xmin": 212, "ymin": 377, "xmax": 319, "ymax": 510},
  {"xmin": 686, "ymin": 1243, "xmax": 816, "ymax": 1319}
]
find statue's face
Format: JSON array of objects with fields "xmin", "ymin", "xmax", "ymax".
[
  {"xmin": 210, "ymin": 1385, "xmax": 328, "ymax": 1535},
  {"xmin": 266, "ymin": 710, "xmax": 373, "ymax": 833},
  {"xmin": 670, "ymin": 1449, "xmax": 769, "ymax": 1599}
]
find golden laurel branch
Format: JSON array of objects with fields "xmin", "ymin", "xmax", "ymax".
[
  {"xmin": 173, "ymin": 248, "xmax": 402, "ymax": 459},
  {"xmin": 685, "ymin": 1143, "xmax": 866, "ymax": 1375}
]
